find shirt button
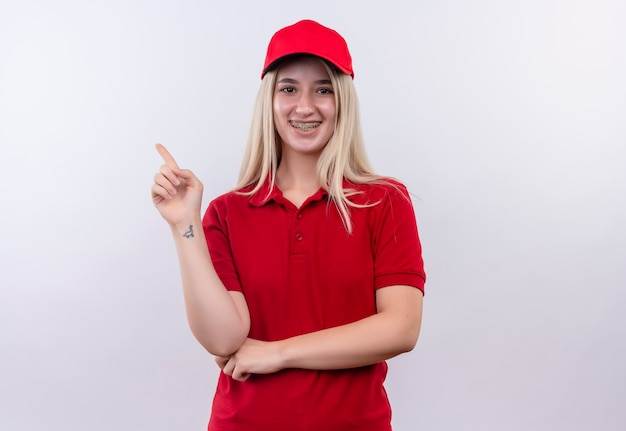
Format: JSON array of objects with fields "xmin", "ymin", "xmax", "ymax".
[
  {"xmin": 297, "ymin": 213, "xmax": 303, "ymax": 219},
  {"xmin": 295, "ymin": 233, "xmax": 303, "ymax": 241}
]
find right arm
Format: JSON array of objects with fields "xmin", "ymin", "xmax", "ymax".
[{"xmin": 152, "ymin": 144, "xmax": 250, "ymax": 357}]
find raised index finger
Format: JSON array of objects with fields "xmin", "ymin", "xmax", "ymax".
[{"xmin": 155, "ymin": 143, "xmax": 180, "ymax": 170}]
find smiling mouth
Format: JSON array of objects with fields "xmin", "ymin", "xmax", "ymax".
[{"xmin": 290, "ymin": 121, "xmax": 321, "ymax": 132}]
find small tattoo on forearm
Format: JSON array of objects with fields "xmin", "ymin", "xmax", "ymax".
[{"xmin": 183, "ymin": 225, "xmax": 194, "ymax": 238}]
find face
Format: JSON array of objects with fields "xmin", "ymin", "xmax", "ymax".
[{"xmin": 273, "ymin": 56, "xmax": 337, "ymax": 158}]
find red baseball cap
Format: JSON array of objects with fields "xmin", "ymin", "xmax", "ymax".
[{"xmin": 261, "ymin": 20, "xmax": 354, "ymax": 79}]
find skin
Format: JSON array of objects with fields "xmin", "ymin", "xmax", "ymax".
[
  {"xmin": 152, "ymin": 57, "xmax": 423, "ymax": 383},
  {"xmin": 273, "ymin": 57, "xmax": 336, "ymax": 159},
  {"xmin": 152, "ymin": 144, "xmax": 250, "ymax": 357},
  {"xmin": 273, "ymin": 56, "xmax": 338, "ymax": 206}
]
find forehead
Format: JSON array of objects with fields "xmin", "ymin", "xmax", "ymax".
[{"xmin": 275, "ymin": 55, "xmax": 331, "ymax": 81}]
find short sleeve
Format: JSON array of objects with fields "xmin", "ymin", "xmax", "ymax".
[
  {"xmin": 202, "ymin": 198, "xmax": 243, "ymax": 292},
  {"xmin": 371, "ymin": 183, "xmax": 426, "ymax": 294}
]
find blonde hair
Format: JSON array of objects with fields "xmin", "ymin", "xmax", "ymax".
[{"xmin": 236, "ymin": 57, "xmax": 386, "ymax": 233}]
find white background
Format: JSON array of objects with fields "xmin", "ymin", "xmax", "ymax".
[{"xmin": 1, "ymin": 0, "xmax": 625, "ymax": 430}]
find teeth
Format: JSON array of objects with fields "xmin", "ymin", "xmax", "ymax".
[{"xmin": 291, "ymin": 121, "xmax": 321, "ymax": 131}]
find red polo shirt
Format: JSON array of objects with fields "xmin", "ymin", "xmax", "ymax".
[{"xmin": 202, "ymin": 179, "xmax": 425, "ymax": 431}]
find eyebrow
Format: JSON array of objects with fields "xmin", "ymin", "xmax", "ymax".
[{"xmin": 277, "ymin": 78, "xmax": 333, "ymax": 85}]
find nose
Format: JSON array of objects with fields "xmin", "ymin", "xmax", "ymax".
[{"xmin": 295, "ymin": 92, "xmax": 315, "ymax": 116}]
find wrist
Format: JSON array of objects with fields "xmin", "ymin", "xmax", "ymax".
[
  {"xmin": 170, "ymin": 217, "xmax": 202, "ymax": 239},
  {"xmin": 274, "ymin": 338, "xmax": 293, "ymax": 370}
]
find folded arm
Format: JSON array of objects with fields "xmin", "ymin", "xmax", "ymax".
[{"xmin": 218, "ymin": 284, "xmax": 423, "ymax": 381}]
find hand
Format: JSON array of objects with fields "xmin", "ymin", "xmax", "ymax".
[
  {"xmin": 214, "ymin": 338, "xmax": 284, "ymax": 382},
  {"xmin": 151, "ymin": 144, "xmax": 204, "ymax": 226}
]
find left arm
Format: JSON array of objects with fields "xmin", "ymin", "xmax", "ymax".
[{"xmin": 219, "ymin": 284, "xmax": 423, "ymax": 381}]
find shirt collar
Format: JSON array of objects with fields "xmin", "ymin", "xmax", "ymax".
[
  {"xmin": 248, "ymin": 177, "xmax": 328, "ymax": 208},
  {"xmin": 249, "ymin": 179, "xmax": 282, "ymax": 207}
]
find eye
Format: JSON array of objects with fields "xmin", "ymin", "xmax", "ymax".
[
  {"xmin": 317, "ymin": 87, "xmax": 333, "ymax": 94},
  {"xmin": 279, "ymin": 86, "xmax": 296, "ymax": 93}
]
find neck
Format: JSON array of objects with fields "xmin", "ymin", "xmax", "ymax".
[{"xmin": 275, "ymin": 151, "xmax": 321, "ymax": 197}]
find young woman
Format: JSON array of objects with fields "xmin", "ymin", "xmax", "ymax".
[{"xmin": 152, "ymin": 19, "xmax": 425, "ymax": 431}]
